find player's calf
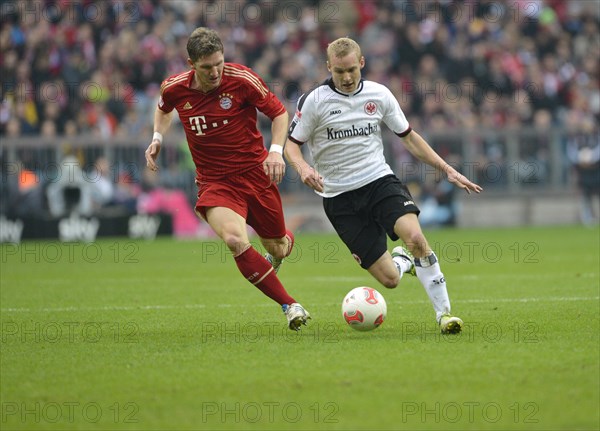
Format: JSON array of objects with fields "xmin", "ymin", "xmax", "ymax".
[{"xmin": 265, "ymin": 230, "xmax": 294, "ymax": 273}]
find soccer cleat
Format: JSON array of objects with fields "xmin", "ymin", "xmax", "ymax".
[
  {"xmin": 439, "ymin": 313, "xmax": 463, "ymax": 334},
  {"xmin": 391, "ymin": 246, "xmax": 416, "ymax": 276},
  {"xmin": 265, "ymin": 253, "xmax": 283, "ymax": 273},
  {"xmin": 282, "ymin": 303, "xmax": 311, "ymax": 331}
]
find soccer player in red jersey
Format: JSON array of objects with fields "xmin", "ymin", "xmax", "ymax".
[{"xmin": 144, "ymin": 28, "xmax": 309, "ymax": 330}]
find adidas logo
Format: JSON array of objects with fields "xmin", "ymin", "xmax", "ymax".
[{"xmin": 183, "ymin": 102, "xmax": 192, "ymax": 109}]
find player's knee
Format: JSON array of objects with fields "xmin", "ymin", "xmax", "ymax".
[{"xmin": 222, "ymin": 233, "xmax": 247, "ymax": 254}]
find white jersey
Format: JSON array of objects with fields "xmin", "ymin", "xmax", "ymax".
[{"xmin": 288, "ymin": 79, "xmax": 411, "ymax": 197}]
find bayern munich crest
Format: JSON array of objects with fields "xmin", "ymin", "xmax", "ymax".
[
  {"xmin": 364, "ymin": 101, "xmax": 377, "ymax": 115},
  {"xmin": 219, "ymin": 94, "xmax": 233, "ymax": 109}
]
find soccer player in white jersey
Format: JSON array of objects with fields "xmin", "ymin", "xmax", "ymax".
[{"xmin": 285, "ymin": 37, "xmax": 482, "ymax": 334}]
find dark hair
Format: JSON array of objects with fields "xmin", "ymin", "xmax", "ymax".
[{"xmin": 186, "ymin": 28, "xmax": 224, "ymax": 62}]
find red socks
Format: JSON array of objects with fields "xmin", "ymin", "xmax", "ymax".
[{"xmin": 234, "ymin": 246, "xmax": 295, "ymax": 306}]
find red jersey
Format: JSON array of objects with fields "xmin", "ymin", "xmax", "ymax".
[{"xmin": 158, "ymin": 63, "xmax": 286, "ymax": 181}]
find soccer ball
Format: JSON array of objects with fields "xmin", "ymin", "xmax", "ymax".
[{"xmin": 341, "ymin": 287, "xmax": 387, "ymax": 331}]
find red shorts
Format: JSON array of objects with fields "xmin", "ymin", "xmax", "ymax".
[{"xmin": 195, "ymin": 165, "xmax": 286, "ymax": 239}]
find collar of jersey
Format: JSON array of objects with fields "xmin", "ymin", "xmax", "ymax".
[{"xmin": 326, "ymin": 78, "xmax": 364, "ymax": 97}]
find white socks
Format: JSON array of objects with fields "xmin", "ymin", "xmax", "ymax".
[
  {"xmin": 415, "ymin": 252, "xmax": 451, "ymax": 322},
  {"xmin": 392, "ymin": 255, "xmax": 413, "ymax": 280}
]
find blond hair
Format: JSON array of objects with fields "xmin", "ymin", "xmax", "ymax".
[{"xmin": 326, "ymin": 38, "xmax": 362, "ymax": 62}]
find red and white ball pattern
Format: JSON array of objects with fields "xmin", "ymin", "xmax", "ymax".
[{"xmin": 342, "ymin": 287, "xmax": 387, "ymax": 331}]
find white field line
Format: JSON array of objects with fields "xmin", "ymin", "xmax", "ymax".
[{"xmin": 1, "ymin": 296, "xmax": 598, "ymax": 313}]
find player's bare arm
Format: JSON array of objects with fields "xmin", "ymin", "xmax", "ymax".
[
  {"xmin": 145, "ymin": 107, "xmax": 174, "ymax": 171},
  {"xmin": 402, "ymin": 130, "xmax": 483, "ymax": 194},
  {"xmin": 263, "ymin": 111, "xmax": 289, "ymax": 184},
  {"xmin": 284, "ymin": 139, "xmax": 324, "ymax": 193}
]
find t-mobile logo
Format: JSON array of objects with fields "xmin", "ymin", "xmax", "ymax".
[{"xmin": 189, "ymin": 116, "xmax": 229, "ymax": 136}]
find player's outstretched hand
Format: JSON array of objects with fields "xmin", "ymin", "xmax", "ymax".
[
  {"xmin": 145, "ymin": 140, "xmax": 161, "ymax": 171},
  {"xmin": 301, "ymin": 166, "xmax": 324, "ymax": 193},
  {"xmin": 447, "ymin": 171, "xmax": 483, "ymax": 194},
  {"xmin": 264, "ymin": 152, "xmax": 286, "ymax": 184}
]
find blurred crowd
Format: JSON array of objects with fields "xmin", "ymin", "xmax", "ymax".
[
  {"xmin": 1, "ymin": 0, "xmax": 598, "ymax": 137},
  {"xmin": 1, "ymin": 0, "xmax": 599, "ymax": 225}
]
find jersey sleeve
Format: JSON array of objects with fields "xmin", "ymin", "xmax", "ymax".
[
  {"xmin": 240, "ymin": 67, "xmax": 286, "ymax": 120},
  {"xmin": 157, "ymin": 79, "xmax": 176, "ymax": 113},
  {"xmin": 381, "ymin": 86, "xmax": 411, "ymax": 137},
  {"xmin": 288, "ymin": 91, "xmax": 318, "ymax": 145}
]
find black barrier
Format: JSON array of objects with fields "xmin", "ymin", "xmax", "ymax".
[{"xmin": 0, "ymin": 214, "xmax": 172, "ymax": 243}]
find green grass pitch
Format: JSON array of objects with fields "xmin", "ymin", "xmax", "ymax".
[{"xmin": 1, "ymin": 225, "xmax": 599, "ymax": 430}]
